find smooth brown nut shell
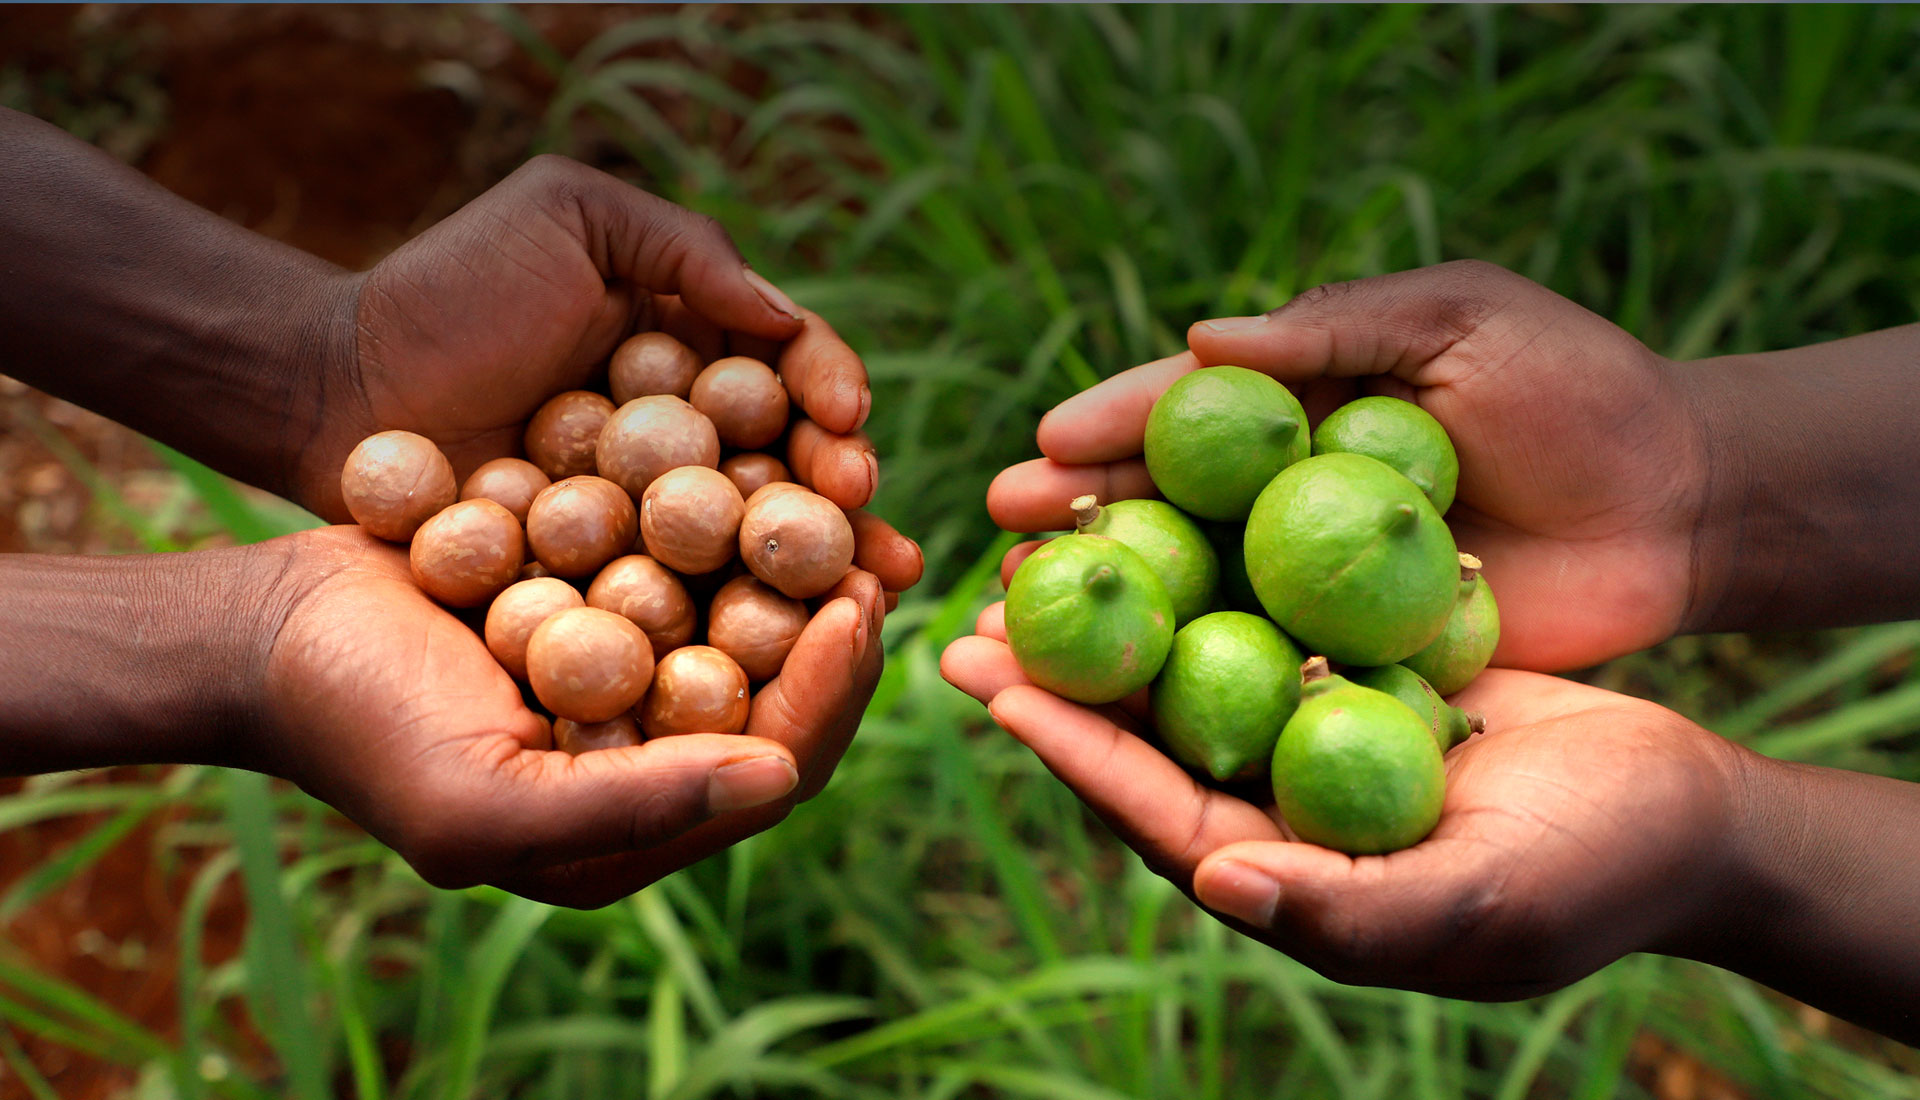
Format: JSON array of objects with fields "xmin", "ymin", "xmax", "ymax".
[
  {"xmin": 641, "ymin": 466, "xmax": 745, "ymax": 575},
  {"xmin": 738, "ymin": 489, "xmax": 856, "ymax": 599},
  {"xmin": 706, "ymin": 576, "xmax": 809, "ymax": 681},
  {"xmin": 595, "ymin": 396, "xmax": 720, "ymax": 500},
  {"xmin": 485, "ymin": 577, "xmax": 585, "ymax": 681},
  {"xmin": 341, "ymin": 430, "xmax": 457, "ymax": 542},
  {"xmin": 690, "ymin": 356, "xmax": 790, "ymax": 450},
  {"xmin": 553, "ymin": 714, "xmax": 643, "ymax": 755},
  {"xmin": 460, "ymin": 457, "xmax": 551, "ymax": 524},
  {"xmin": 409, "ymin": 499, "xmax": 525, "ymax": 608},
  {"xmin": 525, "ymin": 391, "xmax": 616, "ymax": 481},
  {"xmin": 586, "ymin": 554, "xmax": 696, "ymax": 660},
  {"xmin": 526, "ymin": 476, "xmax": 639, "ymax": 578},
  {"xmin": 527, "ymin": 607, "xmax": 656, "ymax": 723},
  {"xmin": 719, "ymin": 452, "xmax": 792, "ymax": 499},
  {"xmin": 611, "ymin": 331, "xmax": 703, "ymax": 404},
  {"xmin": 743, "ymin": 480, "xmax": 808, "ymax": 511},
  {"xmin": 639, "ymin": 645, "xmax": 750, "ymax": 737}
]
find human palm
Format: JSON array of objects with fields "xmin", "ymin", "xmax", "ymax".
[
  {"xmin": 989, "ymin": 260, "xmax": 1708, "ymax": 670},
  {"xmin": 255, "ymin": 525, "xmax": 885, "ymax": 908},
  {"xmin": 942, "ymin": 619, "xmax": 1744, "ymax": 998}
]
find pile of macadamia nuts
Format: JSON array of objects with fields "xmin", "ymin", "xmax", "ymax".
[{"xmin": 339, "ymin": 332, "xmax": 856, "ymax": 756}]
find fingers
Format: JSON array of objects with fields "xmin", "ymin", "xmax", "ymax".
[
  {"xmin": 1034, "ymin": 353, "xmax": 1200, "ymax": 464},
  {"xmin": 776, "ymin": 310, "xmax": 872, "ymax": 435},
  {"xmin": 939, "ymin": 632, "xmax": 1029, "ymax": 702},
  {"xmin": 518, "ymin": 155, "xmax": 802, "ymax": 342},
  {"xmin": 848, "ymin": 509, "xmax": 924, "ymax": 593},
  {"xmin": 749, "ymin": 583, "xmax": 884, "ymax": 800},
  {"xmin": 788, "ymin": 418, "xmax": 878, "ymax": 510},
  {"xmin": 983, "ymin": 685, "xmax": 1282, "ymax": 879},
  {"xmin": 986, "ymin": 457, "xmax": 1159, "ymax": 533},
  {"xmin": 999, "ymin": 541, "xmax": 1045, "ymax": 591},
  {"xmin": 1185, "ymin": 259, "xmax": 1531, "ymax": 386}
]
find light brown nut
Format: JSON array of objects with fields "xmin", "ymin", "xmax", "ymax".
[
  {"xmin": 553, "ymin": 714, "xmax": 643, "ymax": 755},
  {"xmin": 527, "ymin": 607, "xmax": 656, "ymax": 723},
  {"xmin": 485, "ymin": 577, "xmax": 585, "ymax": 681},
  {"xmin": 595, "ymin": 395, "xmax": 720, "ymax": 500},
  {"xmin": 460, "ymin": 457, "xmax": 551, "ymax": 524},
  {"xmin": 738, "ymin": 488, "xmax": 856, "ymax": 599},
  {"xmin": 718, "ymin": 452, "xmax": 792, "ymax": 499},
  {"xmin": 341, "ymin": 430, "xmax": 457, "ymax": 542},
  {"xmin": 690, "ymin": 356, "xmax": 789, "ymax": 450},
  {"xmin": 526, "ymin": 475, "xmax": 639, "ymax": 579},
  {"xmin": 638, "ymin": 645, "xmax": 750, "ymax": 737},
  {"xmin": 408, "ymin": 499, "xmax": 525, "ymax": 608},
  {"xmin": 525, "ymin": 391, "xmax": 616, "ymax": 481},
  {"xmin": 611, "ymin": 331, "xmax": 703, "ymax": 404},
  {"xmin": 586, "ymin": 554, "xmax": 696, "ymax": 660},
  {"xmin": 743, "ymin": 479, "xmax": 808, "ymax": 511},
  {"xmin": 640, "ymin": 466, "xmax": 745, "ymax": 576},
  {"xmin": 706, "ymin": 576, "xmax": 809, "ymax": 682}
]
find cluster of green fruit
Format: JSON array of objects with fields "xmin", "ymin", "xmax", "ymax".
[{"xmin": 1005, "ymin": 367, "xmax": 1499, "ymax": 855}]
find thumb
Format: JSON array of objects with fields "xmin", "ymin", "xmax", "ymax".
[
  {"xmin": 1185, "ymin": 259, "xmax": 1533, "ymax": 385},
  {"xmin": 513, "ymin": 155, "xmax": 804, "ymax": 339}
]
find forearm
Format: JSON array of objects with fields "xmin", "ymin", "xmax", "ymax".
[
  {"xmin": 1677, "ymin": 324, "xmax": 1920, "ymax": 633},
  {"xmin": 1686, "ymin": 750, "xmax": 1920, "ymax": 1044},
  {"xmin": 0, "ymin": 107, "xmax": 357, "ymax": 507},
  {"xmin": 0, "ymin": 545, "xmax": 288, "ymax": 776}
]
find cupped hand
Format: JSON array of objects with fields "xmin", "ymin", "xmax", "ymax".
[
  {"xmin": 941, "ymin": 611, "xmax": 1751, "ymax": 998},
  {"xmin": 987, "ymin": 260, "xmax": 1708, "ymax": 670},
  {"xmin": 295, "ymin": 154, "xmax": 892, "ymax": 570},
  {"xmin": 248, "ymin": 525, "xmax": 893, "ymax": 908}
]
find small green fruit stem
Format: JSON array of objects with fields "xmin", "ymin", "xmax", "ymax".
[
  {"xmin": 1458, "ymin": 552, "xmax": 1483, "ymax": 582},
  {"xmin": 1466, "ymin": 711, "xmax": 1486, "ymax": 734},
  {"xmin": 1071, "ymin": 494, "xmax": 1103, "ymax": 531},
  {"xmin": 1301, "ymin": 655, "xmax": 1332, "ymax": 684}
]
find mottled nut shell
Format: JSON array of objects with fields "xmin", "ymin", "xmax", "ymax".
[
  {"xmin": 639, "ymin": 645, "xmax": 750, "ymax": 737},
  {"xmin": 707, "ymin": 576, "xmax": 809, "ymax": 681},
  {"xmin": 690, "ymin": 356, "xmax": 790, "ymax": 450},
  {"xmin": 553, "ymin": 714, "xmax": 643, "ymax": 755},
  {"xmin": 525, "ymin": 391, "xmax": 616, "ymax": 481},
  {"xmin": 409, "ymin": 499, "xmax": 525, "ymax": 608},
  {"xmin": 526, "ymin": 476, "xmax": 639, "ymax": 579},
  {"xmin": 611, "ymin": 331, "xmax": 703, "ymax": 404},
  {"xmin": 719, "ymin": 452, "xmax": 792, "ymax": 499},
  {"xmin": 460, "ymin": 457, "xmax": 551, "ymax": 524},
  {"xmin": 595, "ymin": 396, "xmax": 720, "ymax": 500},
  {"xmin": 341, "ymin": 430, "xmax": 457, "ymax": 542},
  {"xmin": 485, "ymin": 577, "xmax": 585, "ymax": 681},
  {"xmin": 738, "ymin": 489, "xmax": 856, "ymax": 599},
  {"xmin": 641, "ymin": 466, "xmax": 745, "ymax": 575},
  {"xmin": 586, "ymin": 554, "xmax": 696, "ymax": 660},
  {"xmin": 743, "ymin": 479, "xmax": 808, "ymax": 511},
  {"xmin": 527, "ymin": 607, "xmax": 656, "ymax": 723}
]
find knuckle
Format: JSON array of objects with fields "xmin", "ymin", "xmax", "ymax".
[
  {"xmin": 626, "ymin": 783, "xmax": 700, "ymax": 848},
  {"xmin": 1268, "ymin": 279, "xmax": 1354, "ymax": 318}
]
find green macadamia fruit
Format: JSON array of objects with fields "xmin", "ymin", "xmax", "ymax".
[{"xmin": 340, "ymin": 430, "xmax": 458, "ymax": 542}]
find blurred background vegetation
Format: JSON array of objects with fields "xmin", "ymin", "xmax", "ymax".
[{"xmin": 4, "ymin": 5, "xmax": 1920, "ymax": 1098}]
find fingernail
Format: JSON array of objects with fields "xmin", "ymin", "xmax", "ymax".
[
  {"xmin": 1198, "ymin": 860, "xmax": 1279, "ymax": 927},
  {"xmin": 1199, "ymin": 315, "xmax": 1269, "ymax": 333},
  {"xmin": 709, "ymin": 755, "xmax": 798, "ymax": 813},
  {"xmin": 850, "ymin": 600, "xmax": 869, "ymax": 653},
  {"xmin": 742, "ymin": 268, "xmax": 801, "ymax": 320},
  {"xmin": 862, "ymin": 451, "xmax": 879, "ymax": 498},
  {"xmin": 855, "ymin": 385, "xmax": 872, "ymax": 428}
]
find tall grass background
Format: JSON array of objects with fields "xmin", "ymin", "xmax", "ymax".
[{"xmin": 6, "ymin": 5, "xmax": 1920, "ymax": 1098}]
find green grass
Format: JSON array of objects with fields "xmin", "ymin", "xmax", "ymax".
[{"xmin": 8, "ymin": 5, "xmax": 1920, "ymax": 1098}]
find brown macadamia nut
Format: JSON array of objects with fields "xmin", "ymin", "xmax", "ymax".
[
  {"xmin": 586, "ymin": 554, "xmax": 696, "ymax": 660},
  {"xmin": 553, "ymin": 714, "xmax": 643, "ymax": 755},
  {"xmin": 743, "ymin": 480, "xmax": 808, "ymax": 511},
  {"xmin": 739, "ymin": 488, "xmax": 856, "ymax": 599},
  {"xmin": 595, "ymin": 395, "xmax": 720, "ymax": 500},
  {"xmin": 641, "ymin": 466, "xmax": 745, "ymax": 575},
  {"xmin": 460, "ymin": 457, "xmax": 550, "ymax": 524},
  {"xmin": 527, "ymin": 607, "xmax": 656, "ymax": 723},
  {"xmin": 485, "ymin": 577, "xmax": 585, "ymax": 681},
  {"xmin": 639, "ymin": 645, "xmax": 750, "ymax": 737},
  {"xmin": 718, "ymin": 452, "xmax": 792, "ymax": 499},
  {"xmin": 341, "ymin": 430, "xmax": 458, "ymax": 542},
  {"xmin": 526, "ymin": 476, "xmax": 639, "ymax": 579},
  {"xmin": 707, "ymin": 576, "xmax": 809, "ymax": 682},
  {"xmin": 610, "ymin": 331, "xmax": 703, "ymax": 404},
  {"xmin": 690, "ymin": 356, "xmax": 790, "ymax": 450},
  {"xmin": 409, "ymin": 499, "xmax": 525, "ymax": 608},
  {"xmin": 525, "ymin": 391, "xmax": 616, "ymax": 481}
]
